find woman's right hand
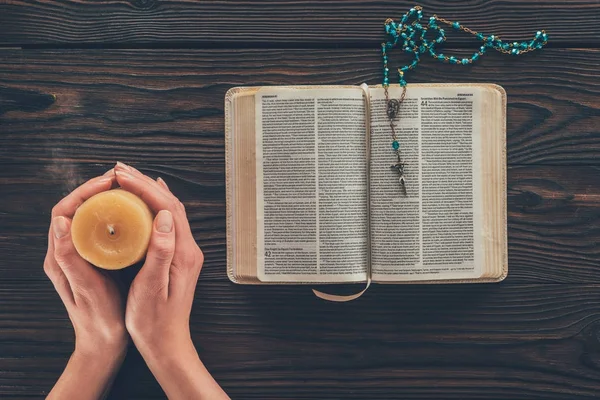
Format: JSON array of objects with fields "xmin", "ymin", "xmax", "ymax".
[
  {"xmin": 115, "ymin": 161, "xmax": 202, "ymax": 355},
  {"xmin": 114, "ymin": 162, "xmax": 229, "ymax": 400}
]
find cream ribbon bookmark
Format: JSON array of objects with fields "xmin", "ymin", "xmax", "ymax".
[
  {"xmin": 312, "ymin": 83, "xmax": 373, "ymax": 302},
  {"xmin": 312, "ymin": 278, "xmax": 372, "ymax": 302}
]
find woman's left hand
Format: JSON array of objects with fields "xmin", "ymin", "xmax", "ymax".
[{"xmin": 45, "ymin": 170, "xmax": 128, "ymax": 400}]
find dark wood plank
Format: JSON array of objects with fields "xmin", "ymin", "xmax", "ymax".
[
  {"xmin": 1, "ymin": 48, "xmax": 599, "ymax": 166},
  {"xmin": 1, "ymin": 164, "xmax": 599, "ymax": 283},
  {"xmin": 0, "ymin": 0, "xmax": 597, "ymax": 46},
  {"xmin": 2, "ymin": 282, "xmax": 600, "ymax": 399}
]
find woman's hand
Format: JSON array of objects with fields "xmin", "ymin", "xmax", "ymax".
[
  {"xmin": 114, "ymin": 162, "xmax": 229, "ymax": 400},
  {"xmin": 45, "ymin": 171, "xmax": 128, "ymax": 400}
]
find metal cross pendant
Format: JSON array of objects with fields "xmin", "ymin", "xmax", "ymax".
[{"xmin": 390, "ymin": 155, "xmax": 407, "ymax": 196}]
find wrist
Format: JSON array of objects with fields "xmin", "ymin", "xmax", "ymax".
[
  {"xmin": 134, "ymin": 336, "xmax": 228, "ymax": 400},
  {"xmin": 74, "ymin": 324, "xmax": 129, "ymax": 358},
  {"xmin": 133, "ymin": 329, "xmax": 194, "ymax": 363},
  {"xmin": 65, "ymin": 344, "xmax": 127, "ymax": 389},
  {"xmin": 47, "ymin": 342, "xmax": 127, "ymax": 400},
  {"xmin": 74, "ymin": 336, "xmax": 128, "ymax": 368}
]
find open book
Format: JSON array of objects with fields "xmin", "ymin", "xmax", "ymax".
[{"xmin": 225, "ymin": 84, "xmax": 507, "ymax": 290}]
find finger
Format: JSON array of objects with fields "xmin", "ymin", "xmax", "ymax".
[
  {"xmin": 169, "ymin": 246, "xmax": 203, "ymax": 305},
  {"xmin": 103, "ymin": 168, "xmax": 120, "ymax": 189},
  {"xmin": 45, "ymin": 256, "xmax": 76, "ymax": 306},
  {"xmin": 137, "ymin": 210, "xmax": 175, "ymax": 298},
  {"xmin": 103, "ymin": 168, "xmax": 115, "ymax": 177},
  {"xmin": 115, "ymin": 162, "xmax": 172, "ymax": 199},
  {"xmin": 52, "ymin": 216, "xmax": 102, "ymax": 293},
  {"xmin": 52, "ymin": 175, "xmax": 115, "ymax": 219},
  {"xmin": 157, "ymin": 177, "xmax": 171, "ymax": 192},
  {"xmin": 115, "ymin": 169, "xmax": 192, "ymax": 241},
  {"xmin": 115, "ymin": 163, "xmax": 183, "ymax": 223},
  {"xmin": 45, "ymin": 225, "xmax": 75, "ymax": 306},
  {"xmin": 114, "ymin": 166, "xmax": 198, "ymax": 278}
]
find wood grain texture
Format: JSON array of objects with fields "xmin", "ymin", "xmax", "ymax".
[
  {"xmin": 0, "ymin": 48, "xmax": 599, "ymax": 166},
  {"xmin": 0, "ymin": 0, "xmax": 598, "ymax": 46},
  {"xmin": 2, "ymin": 282, "xmax": 600, "ymax": 399}
]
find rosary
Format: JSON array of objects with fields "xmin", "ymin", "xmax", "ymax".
[{"xmin": 382, "ymin": 6, "xmax": 548, "ymax": 193}]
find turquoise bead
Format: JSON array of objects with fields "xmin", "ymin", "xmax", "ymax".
[
  {"xmin": 392, "ymin": 141, "xmax": 400, "ymax": 150},
  {"xmin": 380, "ymin": 6, "xmax": 548, "ymax": 87}
]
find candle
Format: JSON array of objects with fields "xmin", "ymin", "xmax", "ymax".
[{"xmin": 71, "ymin": 189, "xmax": 154, "ymax": 270}]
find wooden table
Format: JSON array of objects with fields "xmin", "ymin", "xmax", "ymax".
[{"xmin": 1, "ymin": 2, "xmax": 599, "ymax": 399}]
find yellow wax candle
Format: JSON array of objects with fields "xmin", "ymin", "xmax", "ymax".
[{"xmin": 71, "ymin": 189, "xmax": 154, "ymax": 270}]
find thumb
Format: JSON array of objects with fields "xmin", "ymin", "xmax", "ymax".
[
  {"xmin": 52, "ymin": 216, "xmax": 98, "ymax": 284},
  {"xmin": 138, "ymin": 210, "xmax": 175, "ymax": 289}
]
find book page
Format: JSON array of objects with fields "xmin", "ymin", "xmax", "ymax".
[
  {"xmin": 255, "ymin": 87, "xmax": 368, "ymax": 283},
  {"xmin": 369, "ymin": 86, "xmax": 484, "ymax": 281}
]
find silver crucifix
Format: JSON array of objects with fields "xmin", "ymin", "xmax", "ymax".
[{"xmin": 390, "ymin": 155, "xmax": 407, "ymax": 196}]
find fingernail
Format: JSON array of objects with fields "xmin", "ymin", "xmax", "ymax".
[
  {"xmin": 98, "ymin": 176, "xmax": 113, "ymax": 184},
  {"xmin": 103, "ymin": 168, "xmax": 115, "ymax": 177},
  {"xmin": 116, "ymin": 161, "xmax": 133, "ymax": 172},
  {"xmin": 157, "ymin": 177, "xmax": 169, "ymax": 190},
  {"xmin": 53, "ymin": 216, "xmax": 69, "ymax": 239},
  {"xmin": 156, "ymin": 210, "xmax": 173, "ymax": 233},
  {"xmin": 115, "ymin": 170, "xmax": 134, "ymax": 180}
]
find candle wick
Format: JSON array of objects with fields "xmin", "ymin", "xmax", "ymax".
[{"xmin": 108, "ymin": 225, "xmax": 115, "ymax": 236}]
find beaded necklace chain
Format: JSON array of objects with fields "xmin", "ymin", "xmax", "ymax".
[{"xmin": 381, "ymin": 5, "xmax": 548, "ymax": 193}]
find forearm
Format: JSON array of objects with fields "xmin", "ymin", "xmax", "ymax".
[
  {"xmin": 47, "ymin": 347, "xmax": 126, "ymax": 400},
  {"xmin": 139, "ymin": 337, "xmax": 229, "ymax": 400}
]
